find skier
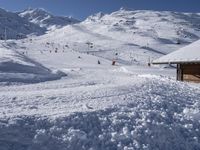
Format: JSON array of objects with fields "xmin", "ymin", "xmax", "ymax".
[{"xmin": 98, "ymin": 60, "xmax": 101, "ymax": 64}]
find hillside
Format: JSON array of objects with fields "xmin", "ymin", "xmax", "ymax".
[
  {"xmin": 0, "ymin": 7, "xmax": 200, "ymax": 150},
  {"xmin": 0, "ymin": 8, "xmax": 45, "ymax": 39},
  {"xmin": 22, "ymin": 8, "xmax": 200, "ymax": 66},
  {"xmin": 0, "ymin": 43, "xmax": 66, "ymax": 83},
  {"xmin": 82, "ymin": 8, "xmax": 200, "ymax": 53},
  {"xmin": 0, "ymin": 40, "xmax": 200, "ymax": 149},
  {"xmin": 18, "ymin": 8, "xmax": 80, "ymax": 30},
  {"xmin": 0, "ymin": 8, "xmax": 79, "ymax": 40}
]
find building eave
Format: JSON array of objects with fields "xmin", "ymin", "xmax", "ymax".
[{"xmin": 152, "ymin": 60, "xmax": 200, "ymax": 65}]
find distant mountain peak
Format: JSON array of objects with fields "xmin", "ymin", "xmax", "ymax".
[
  {"xmin": 0, "ymin": 7, "xmax": 45, "ymax": 40},
  {"xmin": 119, "ymin": 7, "xmax": 133, "ymax": 11},
  {"xmin": 19, "ymin": 8, "xmax": 80, "ymax": 30},
  {"xmin": 22, "ymin": 7, "xmax": 48, "ymax": 14},
  {"xmin": 86, "ymin": 12, "xmax": 105, "ymax": 22}
]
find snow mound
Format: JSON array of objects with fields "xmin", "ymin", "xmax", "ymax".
[
  {"xmin": 0, "ymin": 78, "xmax": 200, "ymax": 149},
  {"xmin": 0, "ymin": 46, "xmax": 66, "ymax": 83}
]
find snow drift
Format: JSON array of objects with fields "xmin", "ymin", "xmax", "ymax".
[
  {"xmin": 0, "ymin": 45, "xmax": 66, "ymax": 83},
  {"xmin": 0, "ymin": 77, "xmax": 200, "ymax": 150}
]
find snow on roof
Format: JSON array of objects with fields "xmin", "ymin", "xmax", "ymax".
[{"xmin": 153, "ymin": 39, "xmax": 200, "ymax": 64}]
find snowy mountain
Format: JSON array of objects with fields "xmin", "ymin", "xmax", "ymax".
[
  {"xmin": 0, "ymin": 7, "xmax": 79, "ymax": 40},
  {"xmin": 1, "ymin": 8, "xmax": 200, "ymax": 150},
  {"xmin": 29, "ymin": 8, "xmax": 200, "ymax": 66},
  {"xmin": 0, "ymin": 8, "xmax": 45, "ymax": 39},
  {"xmin": 86, "ymin": 12, "xmax": 105, "ymax": 22},
  {"xmin": 18, "ymin": 8, "xmax": 80, "ymax": 30},
  {"xmin": 83, "ymin": 8, "xmax": 200, "ymax": 53}
]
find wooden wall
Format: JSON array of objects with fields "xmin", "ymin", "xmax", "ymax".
[{"xmin": 178, "ymin": 64, "xmax": 200, "ymax": 83}]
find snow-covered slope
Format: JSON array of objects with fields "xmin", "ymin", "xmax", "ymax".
[
  {"xmin": 0, "ymin": 43, "xmax": 66, "ymax": 83},
  {"xmin": 83, "ymin": 8, "xmax": 200, "ymax": 53},
  {"xmin": 19, "ymin": 8, "xmax": 80, "ymax": 30},
  {"xmin": 0, "ymin": 66, "xmax": 200, "ymax": 150},
  {"xmin": 27, "ymin": 8, "xmax": 200, "ymax": 66},
  {"xmin": 0, "ymin": 8, "xmax": 45, "ymax": 39},
  {"xmin": 0, "ymin": 8, "xmax": 200, "ymax": 150}
]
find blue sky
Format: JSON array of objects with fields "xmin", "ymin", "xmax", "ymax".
[{"xmin": 0, "ymin": 0, "xmax": 200, "ymax": 20}]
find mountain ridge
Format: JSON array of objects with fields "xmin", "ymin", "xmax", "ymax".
[
  {"xmin": 28, "ymin": 8, "xmax": 200, "ymax": 65},
  {"xmin": 0, "ymin": 7, "xmax": 46, "ymax": 39},
  {"xmin": 18, "ymin": 8, "xmax": 80, "ymax": 30}
]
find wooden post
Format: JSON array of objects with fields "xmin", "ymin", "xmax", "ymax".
[
  {"xmin": 177, "ymin": 64, "xmax": 183, "ymax": 81},
  {"xmin": 177, "ymin": 64, "xmax": 180, "ymax": 81}
]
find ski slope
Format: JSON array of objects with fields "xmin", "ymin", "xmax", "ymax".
[
  {"xmin": 15, "ymin": 8, "xmax": 200, "ymax": 67},
  {"xmin": 0, "ymin": 43, "xmax": 66, "ymax": 83},
  {"xmin": 1, "ymin": 38, "xmax": 200, "ymax": 150},
  {"xmin": 0, "ymin": 8, "xmax": 200, "ymax": 150}
]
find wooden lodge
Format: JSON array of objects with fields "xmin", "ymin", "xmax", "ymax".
[
  {"xmin": 177, "ymin": 63, "xmax": 200, "ymax": 82},
  {"xmin": 153, "ymin": 40, "xmax": 200, "ymax": 83}
]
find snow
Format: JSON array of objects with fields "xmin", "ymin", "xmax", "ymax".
[
  {"xmin": 0, "ymin": 74, "xmax": 200, "ymax": 150},
  {"xmin": 82, "ymin": 9, "xmax": 200, "ymax": 55},
  {"xmin": 0, "ymin": 40, "xmax": 199, "ymax": 149},
  {"xmin": 153, "ymin": 39, "xmax": 200, "ymax": 64},
  {"xmin": 0, "ymin": 43, "xmax": 66, "ymax": 83},
  {"xmin": 0, "ymin": 7, "xmax": 79, "ymax": 40},
  {"xmin": 18, "ymin": 8, "xmax": 80, "ymax": 30},
  {"xmin": 18, "ymin": 8, "xmax": 199, "ymax": 68},
  {"xmin": 0, "ymin": 8, "xmax": 45, "ymax": 39},
  {"xmin": 0, "ymin": 7, "xmax": 199, "ymax": 150}
]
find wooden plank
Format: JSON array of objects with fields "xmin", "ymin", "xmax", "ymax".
[
  {"xmin": 177, "ymin": 64, "xmax": 180, "ymax": 81},
  {"xmin": 183, "ymin": 74, "xmax": 200, "ymax": 81},
  {"xmin": 181, "ymin": 64, "xmax": 200, "ymax": 82}
]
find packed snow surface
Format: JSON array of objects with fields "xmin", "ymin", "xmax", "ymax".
[{"xmin": 0, "ymin": 69, "xmax": 200, "ymax": 150}]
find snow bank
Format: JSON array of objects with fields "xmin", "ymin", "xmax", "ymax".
[
  {"xmin": 0, "ymin": 46, "xmax": 66, "ymax": 83},
  {"xmin": 0, "ymin": 78, "xmax": 200, "ymax": 150}
]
